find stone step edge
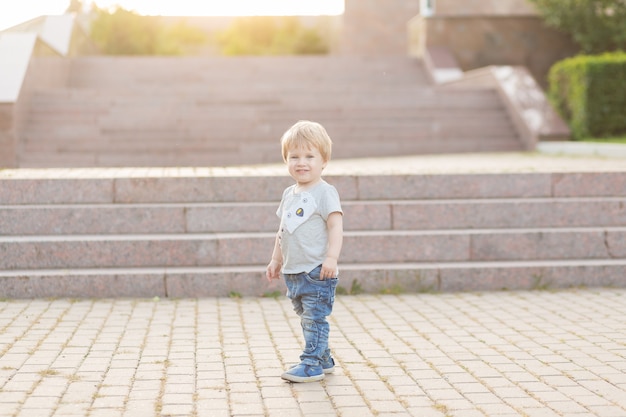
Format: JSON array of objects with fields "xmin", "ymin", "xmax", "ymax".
[
  {"xmin": 2, "ymin": 226, "xmax": 625, "ymax": 242},
  {"xmin": 3, "ymin": 195, "xmax": 624, "ymax": 209},
  {"xmin": 2, "ymin": 168, "xmax": 626, "ymax": 204},
  {"xmin": 1, "ymin": 259, "xmax": 625, "ymax": 298},
  {"xmin": 2, "ymin": 163, "xmax": 626, "ymax": 179},
  {"xmin": 2, "ymin": 258, "xmax": 626, "ymax": 276}
]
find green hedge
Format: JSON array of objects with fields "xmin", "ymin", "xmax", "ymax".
[{"xmin": 548, "ymin": 52, "xmax": 626, "ymax": 140}]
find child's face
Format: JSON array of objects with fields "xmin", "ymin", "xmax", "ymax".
[{"xmin": 286, "ymin": 145, "xmax": 327, "ymax": 188}]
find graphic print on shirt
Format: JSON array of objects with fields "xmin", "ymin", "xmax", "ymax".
[{"xmin": 283, "ymin": 192, "xmax": 317, "ymax": 234}]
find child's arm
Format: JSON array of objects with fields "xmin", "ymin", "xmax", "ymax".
[
  {"xmin": 321, "ymin": 211, "xmax": 343, "ymax": 279},
  {"xmin": 266, "ymin": 231, "xmax": 283, "ymax": 281}
]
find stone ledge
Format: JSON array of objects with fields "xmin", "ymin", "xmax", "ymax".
[
  {"xmin": 2, "ymin": 152, "xmax": 626, "ymax": 181},
  {"xmin": 422, "ymin": 46, "xmax": 571, "ymax": 149},
  {"xmin": 538, "ymin": 141, "xmax": 626, "ymax": 159},
  {"xmin": 2, "ymin": 168, "xmax": 626, "ymax": 206},
  {"xmin": 2, "ymin": 260, "xmax": 625, "ymax": 298}
]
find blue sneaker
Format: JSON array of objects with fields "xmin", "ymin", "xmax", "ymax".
[
  {"xmin": 281, "ymin": 363, "xmax": 325, "ymax": 383},
  {"xmin": 289, "ymin": 357, "xmax": 335, "ymax": 374},
  {"xmin": 320, "ymin": 357, "xmax": 335, "ymax": 374}
]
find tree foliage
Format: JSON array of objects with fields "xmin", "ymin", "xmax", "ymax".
[
  {"xmin": 215, "ymin": 16, "xmax": 329, "ymax": 55},
  {"xmin": 528, "ymin": 0, "xmax": 626, "ymax": 53},
  {"xmin": 89, "ymin": 6, "xmax": 206, "ymax": 55},
  {"xmin": 66, "ymin": 0, "xmax": 83, "ymax": 13}
]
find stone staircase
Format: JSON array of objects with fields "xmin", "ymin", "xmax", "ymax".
[
  {"xmin": 1, "ymin": 168, "xmax": 625, "ymax": 298},
  {"xmin": 18, "ymin": 56, "xmax": 523, "ymax": 167},
  {"xmin": 6, "ymin": 55, "xmax": 624, "ymax": 298}
]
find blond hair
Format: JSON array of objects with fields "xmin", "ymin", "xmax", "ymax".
[{"xmin": 280, "ymin": 120, "xmax": 332, "ymax": 162}]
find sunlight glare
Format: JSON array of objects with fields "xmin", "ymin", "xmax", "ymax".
[
  {"xmin": 0, "ymin": 0, "xmax": 344, "ymax": 32},
  {"xmin": 92, "ymin": 0, "xmax": 344, "ymax": 16}
]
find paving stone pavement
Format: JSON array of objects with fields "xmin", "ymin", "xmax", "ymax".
[{"xmin": 1, "ymin": 289, "xmax": 625, "ymax": 417}]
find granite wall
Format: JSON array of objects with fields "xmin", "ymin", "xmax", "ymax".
[
  {"xmin": 412, "ymin": 15, "xmax": 579, "ymax": 86},
  {"xmin": 433, "ymin": 0, "xmax": 537, "ymax": 15},
  {"xmin": 339, "ymin": 0, "xmax": 421, "ymax": 55}
]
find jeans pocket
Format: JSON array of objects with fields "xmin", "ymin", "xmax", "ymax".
[{"xmin": 306, "ymin": 265, "xmax": 324, "ymax": 281}]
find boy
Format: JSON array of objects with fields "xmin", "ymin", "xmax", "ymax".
[{"xmin": 266, "ymin": 120, "xmax": 344, "ymax": 383}]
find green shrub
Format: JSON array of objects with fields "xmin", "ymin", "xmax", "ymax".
[
  {"xmin": 215, "ymin": 16, "xmax": 329, "ymax": 55},
  {"xmin": 90, "ymin": 6, "xmax": 206, "ymax": 55},
  {"xmin": 528, "ymin": 0, "xmax": 626, "ymax": 54},
  {"xmin": 548, "ymin": 52, "xmax": 626, "ymax": 139}
]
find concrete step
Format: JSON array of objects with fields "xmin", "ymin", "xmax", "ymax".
[
  {"xmin": 67, "ymin": 56, "xmax": 431, "ymax": 88},
  {"xmin": 17, "ymin": 139, "xmax": 524, "ymax": 168},
  {"xmin": 19, "ymin": 55, "xmax": 523, "ymax": 167},
  {"xmin": 22, "ymin": 114, "xmax": 516, "ymax": 134},
  {"xmin": 2, "ymin": 171, "xmax": 625, "ymax": 205},
  {"xmin": 26, "ymin": 105, "xmax": 509, "ymax": 119},
  {"xmin": 16, "ymin": 149, "xmax": 282, "ymax": 168},
  {"xmin": 3, "ymin": 197, "xmax": 626, "ymax": 235},
  {"xmin": 1, "ymin": 259, "xmax": 625, "ymax": 298},
  {"xmin": 28, "ymin": 89, "xmax": 504, "ymax": 111},
  {"xmin": 26, "ymin": 107, "xmax": 512, "ymax": 125},
  {"xmin": 21, "ymin": 127, "xmax": 518, "ymax": 150},
  {"xmin": 17, "ymin": 142, "xmax": 523, "ymax": 168},
  {"xmin": 1, "ymin": 227, "xmax": 624, "ymax": 270},
  {"xmin": 1, "ymin": 167, "xmax": 625, "ymax": 297}
]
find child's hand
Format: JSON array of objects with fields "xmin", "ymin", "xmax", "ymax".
[
  {"xmin": 266, "ymin": 260, "xmax": 282, "ymax": 282},
  {"xmin": 321, "ymin": 257, "xmax": 338, "ymax": 280}
]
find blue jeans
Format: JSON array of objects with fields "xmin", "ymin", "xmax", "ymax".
[{"xmin": 283, "ymin": 265, "xmax": 338, "ymax": 366}]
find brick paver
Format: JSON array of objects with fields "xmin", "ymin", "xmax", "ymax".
[{"xmin": 1, "ymin": 289, "xmax": 625, "ymax": 416}]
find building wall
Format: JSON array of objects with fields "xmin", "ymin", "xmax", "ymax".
[
  {"xmin": 407, "ymin": 0, "xmax": 579, "ymax": 86},
  {"xmin": 339, "ymin": 0, "xmax": 421, "ymax": 55},
  {"xmin": 337, "ymin": 0, "xmax": 539, "ymax": 56},
  {"xmin": 0, "ymin": 103, "xmax": 16, "ymax": 167},
  {"xmin": 413, "ymin": 15, "xmax": 578, "ymax": 86},
  {"xmin": 434, "ymin": 0, "xmax": 537, "ymax": 15}
]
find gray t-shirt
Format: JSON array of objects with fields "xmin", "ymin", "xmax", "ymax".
[{"xmin": 277, "ymin": 180, "xmax": 343, "ymax": 274}]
